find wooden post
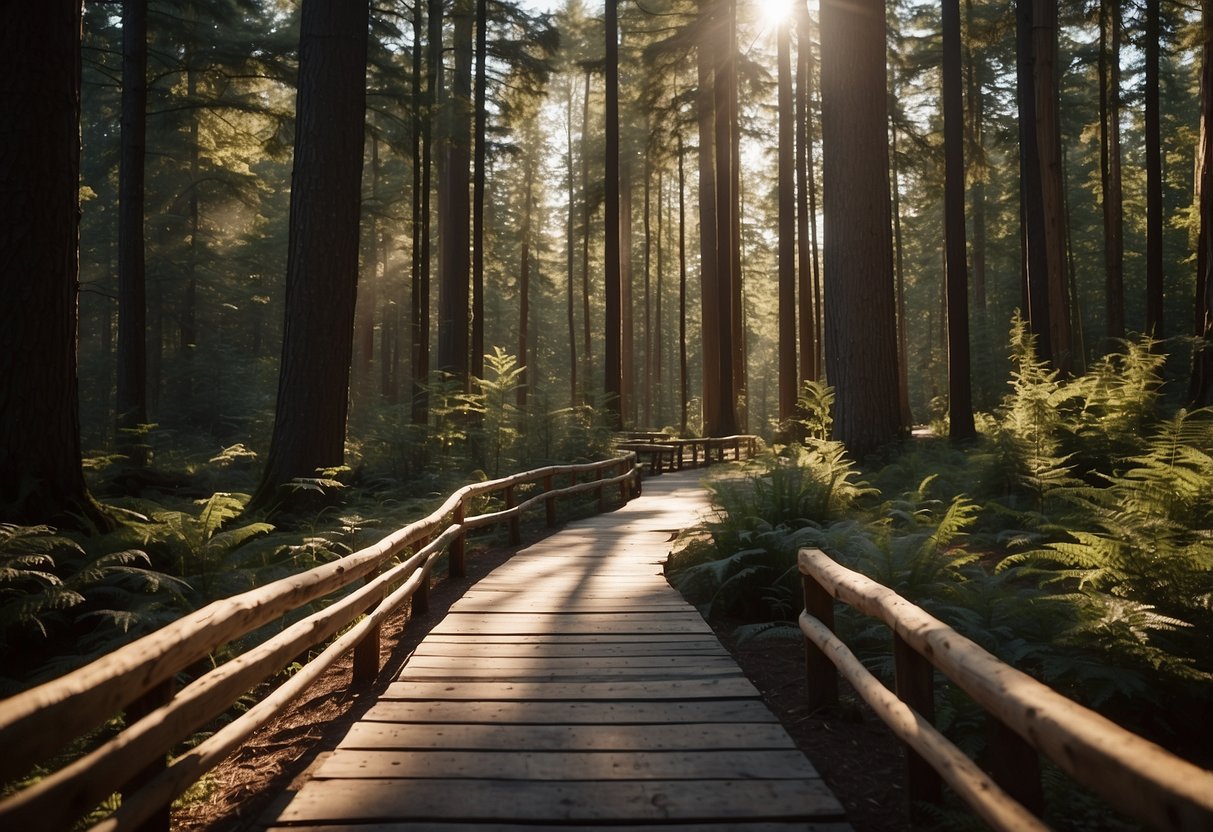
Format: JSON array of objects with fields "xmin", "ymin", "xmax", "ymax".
[
  {"xmin": 353, "ymin": 567, "xmax": 384, "ymax": 684},
  {"xmin": 894, "ymin": 632, "xmax": 943, "ymax": 811},
  {"xmin": 803, "ymin": 573, "xmax": 838, "ymax": 712},
  {"xmin": 506, "ymin": 485, "xmax": 521, "ymax": 545},
  {"xmin": 543, "ymin": 473, "xmax": 556, "ymax": 527},
  {"xmin": 412, "ymin": 536, "xmax": 430, "ymax": 615},
  {"xmin": 450, "ymin": 500, "xmax": 466, "ymax": 578},
  {"xmin": 618, "ymin": 459, "xmax": 627, "ymax": 502},
  {"xmin": 596, "ymin": 467, "xmax": 605, "ymax": 512},
  {"xmin": 987, "ymin": 715, "xmax": 1044, "ymax": 816},
  {"xmin": 123, "ymin": 678, "xmax": 175, "ymax": 832}
]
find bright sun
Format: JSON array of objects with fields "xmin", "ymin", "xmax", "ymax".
[{"xmin": 760, "ymin": 0, "xmax": 795, "ymax": 29}]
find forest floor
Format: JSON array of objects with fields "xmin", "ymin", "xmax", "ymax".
[{"xmin": 173, "ymin": 534, "xmax": 910, "ymax": 832}]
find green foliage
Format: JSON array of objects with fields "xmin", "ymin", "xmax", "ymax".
[
  {"xmin": 0, "ymin": 524, "xmax": 188, "ymax": 694},
  {"xmin": 475, "ymin": 347, "xmax": 527, "ymax": 477}
]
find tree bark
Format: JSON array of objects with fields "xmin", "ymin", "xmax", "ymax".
[
  {"xmin": 1099, "ymin": 0, "xmax": 1125, "ymax": 343},
  {"xmin": 604, "ymin": 0, "xmax": 622, "ymax": 424},
  {"xmin": 409, "ymin": 0, "xmax": 425, "ymax": 412},
  {"xmin": 678, "ymin": 131, "xmax": 690, "ymax": 435},
  {"xmin": 796, "ymin": 0, "xmax": 817, "ymax": 385},
  {"xmin": 697, "ymin": 0, "xmax": 721, "ymax": 436},
  {"xmin": 412, "ymin": 0, "xmax": 441, "ymax": 426},
  {"xmin": 1192, "ymin": 0, "xmax": 1213, "ymax": 406},
  {"xmin": 0, "ymin": 1, "xmax": 108, "ymax": 528},
  {"xmin": 643, "ymin": 152, "xmax": 653, "ymax": 427},
  {"xmin": 964, "ymin": 0, "xmax": 986, "ymax": 314},
  {"xmin": 1032, "ymin": 0, "xmax": 1073, "ymax": 374},
  {"xmin": 712, "ymin": 0, "xmax": 738, "ymax": 436},
  {"xmin": 581, "ymin": 68, "xmax": 594, "ymax": 399},
  {"xmin": 250, "ymin": 0, "xmax": 368, "ymax": 512},
  {"xmin": 943, "ymin": 0, "xmax": 974, "ymax": 440},
  {"xmin": 1016, "ymin": 0, "xmax": 1052, "ymax": 362},
  {"xmin": 471, "ymin": 0, "xmax": 488, "ymax": 381},
  {"xmin": 518, "ymin": 140, "xmax": 536, "ymax": 408},
  {"xmin": 117, "ymin": 0, "xmax": 148, "ymax": 464},
  {"xmin": 819, "ymin": 0, "xmax": 903, "ymax": 456},
  {"xmin": 777, "ymin": 17, "xmax": 797, "ymax": 426},
  {"xmin": 437, "ymin": 0, "xmax": 472, "ymax": 386},
  {"xmin": 1145, "ymin": 0, "xmax": 1164, "ymax": 339},
  {"xmin": 566, "ymin": 77, "xmax": 579, "ymax": 407},
  {"xmin": 890, "ymin": 118, "xmax": 913, "ymax": 427}
]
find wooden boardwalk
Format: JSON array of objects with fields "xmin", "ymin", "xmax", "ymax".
[{"xmin": 265, "ymin": 470, "xmax": 849, "ymax": 831}]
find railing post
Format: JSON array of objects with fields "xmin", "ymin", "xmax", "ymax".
[
  {"xmin": 596, "ymin": 467, "xmax": 605, "ymax": 512},
  {"xmin": 450, "ymin": 499, "xmax": 466, "ymax": 578},
  {"xmin": 506, "ymin": 484, "xmax": 521, "ymax": 545},
  {"xmin": 123, "ymin": 678, "xmax": 176, "ymax": 832},
  {"xmin": 987, "ymin": 715, "xmax": 1044, "ymax": 816},
  {"xmin": 543, "ymin": 473, "xmax": 556, "ymax": 527},
  {"xmin": 353, "ymin": 567, "xmax": 384, "ymax": 684},
  {"xmin": 414, "ymin": 538, "xmax": 434, "ymax": 616},
  {"xmin": 618, "ymin": 459, "xmax": 628, "ymax": 503},
  {"xmin": 894, "ymin": 633, "xmax": 943, "ymax": 812},
  {"xmin": 734, "ymin": 437, "xmax": 741, "ymax": 460},
  {"xmin": 802, "ymin": 573, "xmax": 838, "ymax": 712}
]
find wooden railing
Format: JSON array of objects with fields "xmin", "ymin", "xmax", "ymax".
[
  {"xmin": 799, "ymin": 547, "xmax": 1213, "ymax": 832},
  {"xmin": 614, "ymin": 433, "xmax": 760, "ymax": 474},
  {"xmin": 0, "ymin": 454, "xmax": 642, "ymax": 832}
]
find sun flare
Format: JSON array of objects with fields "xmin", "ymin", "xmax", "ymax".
[{"xmin": 759, "ymin": 0, "xmax": 795, "ymax": 29}]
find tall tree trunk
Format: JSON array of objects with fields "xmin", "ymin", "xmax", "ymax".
[
  {"xmin": 777, "ymin": 16, "xmax": 797, "ymax": 426},
  {"xmin": 471, "ymin": 0, "xmax": 487, "ymax": 380},
  {"xmin": 566, "ymin": 77, "xmax": 579, "ymax": 407},
  {"xmin": 890, "ymin": 119, "xmax": 912, "ymax": 427},
  {"xmin": 1033, "ymin": 0, "xmax": 1073, "ymax": 374},
  {"xmin": 796, "ymin": 0, "xmax": 817, "ymax": 385},
  {"xmin": 604, "ymin": 0, "xmax": 622, "ymax": 424},
  {"xmin": 727, "ymin": 0, "xmax": 745, "ymax": 429},
  {"xmin": 117, "ymin": 0, "xmax": 148, "ymax": 464},
  {"xmin": 712, "ymin": 0, "xmax": 738, "ymax": 436},
  {"xmin": 643, "ymin": 151, "xmax": 653, "ymax": 427},
  {"xmin": 356, "ymin": 131, "xmax": 380, "ymax": 381},
  {"xmin": 805, "ymin": 9, "xmax": 824, "ymax": 382},
  {"xmin": 1099, "ymin": 0, "xmax": 1125, "ymax": 344},
  {"xmin": 1016, "ymin": 0, "xmax": 1052, "ymax": 362},
  {"xmin": 697, "ymin": 0, "xmax": 722, "ymax": 435},
  {"xmin": 964, "ymin": 0, "xmax": 986, "ymax": 314},
  {"xmin": 412, "ymin": 0, "xmax": 440, "ymax": 426},
  {"xmin": 438, "ymin": 0, "xmax": 472, "ymax": 387},
  {"xmin": 943, "ymin": 0, "xmax": 974, "ymax": 440},
  {"xmin": 250, "ymin": 0, "xmax": 368, "ymax": 512},
  {"xmin": 519, "ymin": 150, "xmax": 534, "ymax": 408},
  {"xmin": 656, "ymin": 167, "xmax": 665, "ymax": 425},
  {"xmin": 1145, "ymin": 0, "xmax": 1164, "ymax": 339},
  {"xmin": 621, "ymin": 160, "xmax": 635, "ymax": 425},
  {"xmin": 820, "ymin": 0, "xmax": 903, "ymax": 455},
  {"xmin": 678, "ymin": 131, "xmax": 690, "ymax": 435},
  {"xmin": 1192, "ymin": 0, "xmax": 1213, "ymax": 406},
  {"xmin": 0, "ymin": 1, "xmax": 108, "ymax": 528},
  {"xmin": 180, "ymin": 25, "xmax": 199, "ymax": 407},
  {"xmin": 581, "ymin": 69, "xmax": 594, "ymax": 399}
]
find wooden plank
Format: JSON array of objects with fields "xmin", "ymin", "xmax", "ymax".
[
  {"xmin": 403, "ymin": 655, "xmax": 739, "ymax": 671},
  {"xmin": 420, "ymin": 633, "xmax": 720, "ymax": 644},
  {"xmin": 395, "ymin": 666, "xmax": 745, "ymax": 682},
  {"xmin": 359, "ymin": 700, "xmax": 779, "ymax": 725},
  {"xmin": 315, "ymin": 749, "xmax": 821, "ymax": 780},
  {"xmin": 337, "ymin": 722, "xmax": 797, "ymax": 751},
  {"xmin": 382, "ymin": 678, "xmax": 759, "ymax": 700},
  {"xmin": 268, "ymin": 822, "xmax": 854, "ymax": 832},
  {"xmin": 428, "ymin": 614, "xmax": 713, "ymax": 636},
  {"xmin": 275, "ymin": 778, "xmax": 845, "ymax": 824},
  {"xmin": 409, "ymin": 641, "xmax": 729, "ymax": 659}
]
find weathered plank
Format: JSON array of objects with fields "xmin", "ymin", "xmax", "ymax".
[
  {"xmin": 402, "ymin": 655, "xmax": 740, "ymax": 671},
  {"xmin": 315, "ymin": 749, "xmax": 821, "ymax": 780},
  {"xmin": 359, "ymin": 700, "xmax": 779, "ymax": 725},
  {"xmin": 409, "ymin": 641, "xmax": 730, "ymax": 659},
  {"xmin": 382, "ymin": 678, "xmax": 759, "ymax": 699},
  {"xmin": 275, "ymin": 778, "xmax": 845, "ymax": 824},
  {"xmin": 428, "ymin": 613, "xmax": 713, "ymax": 636},
  {"xmin": 268, "ymin": 823, "xmax": 854, "ymax": 832},
  {"xmin": 337, "ymin": 722, "xmax": 797, "ymax": 751}
]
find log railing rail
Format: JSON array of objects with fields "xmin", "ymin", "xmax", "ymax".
[
  {"xmin": 799, "ymin": 547, "xmax": 1213, "ymax": 832},
  {"xmin": 614, "ymin": 433, "xmax": 760, "ymax": 473},
  {"xmin": 0, "ymin": 454, "xmax": 643, "ymax": 832}
]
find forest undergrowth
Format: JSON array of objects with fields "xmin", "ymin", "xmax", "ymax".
[{"xmin": 668, "ymin": 320, "xmax": 1213, "ymax": 830}]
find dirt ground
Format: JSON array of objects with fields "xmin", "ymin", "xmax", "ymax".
[{"xmin": 174, "ymin": 537, "xmax": 910, "ymax": 832}]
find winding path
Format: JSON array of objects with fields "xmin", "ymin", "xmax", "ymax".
[{"xmin": 264, "ymin": 470, "xmax": 850, "ymax": 831}]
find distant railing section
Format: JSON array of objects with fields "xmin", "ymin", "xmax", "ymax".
[
  {"xmin": 0, "ymin": 454, "xmax": 643, "ymax": 832},
  {"xmin": 614, "ymin": 433, "xmax": 761, "ymax": 474},
  {"xmin": 798, "ymin": 547, "xmax": 1213, "ymax": 832}
]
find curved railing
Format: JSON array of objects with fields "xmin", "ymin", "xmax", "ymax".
[
  {"xmin": 799, "ymin": 547, "xmax": 1213, "ymax": 832},
  {"xmin": 0, "ymin": 455, "xmax": 642, "ymax": 831}
]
